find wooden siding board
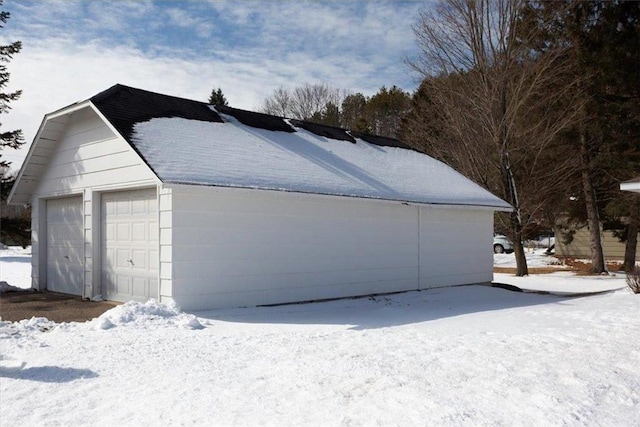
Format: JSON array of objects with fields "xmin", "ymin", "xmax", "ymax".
[
  {"xmin": 170, "ymin": 187, "xmax": 421, "ymax": 309},
  {"xmin": 169, "ymin": 242, "xmax": 417, "ymax": 264},
  {"xmin": 171, "ymin": 278, "xmax": 419, "ymax": 310},
  {"xmin": 419, "ymin": 207, "xmax": 493, "ymax": 288}
]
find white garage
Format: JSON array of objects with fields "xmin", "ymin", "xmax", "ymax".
[{"xmin": 9, "ymin": 84, "xmax": 511, "ymax": 310}]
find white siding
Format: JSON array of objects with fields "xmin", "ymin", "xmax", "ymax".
[
  {"xmin": 34, "ymin": 108, "xmax": 156, "ymax": 196},
  {"xmin": 31, "ymin": 107, "xmax": 158, "ymax": 295},
  {"xmin": 419, "ymin": 207, "xmax": 494, "ymax": 288},
  {"xmin": 158, "ymin": 187, "xmax": 174, "ymax": 304},
  {"xmin": 170, "ymin": 187, "xmax": 420, "ymax": 310},
  {"xmin": 30, "ymin": 198, "xmax": 43, "ymax": 290}
]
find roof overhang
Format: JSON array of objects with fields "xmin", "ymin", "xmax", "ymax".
[
  {"xmin": 161, "ymin": 182, "xmax": 514, "ymax": 212},
  {"xmin": 620, "ymin": 178, "xmax": 640, "ymax": 193},
  {"xmin": 8, "ymin": 101, "xmax": 103, "ymax": 205}
]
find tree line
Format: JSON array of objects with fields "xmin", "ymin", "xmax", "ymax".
[
  {"xmin": 402, "ymin": 0, "xmax": 639, "ymax": 275},
  {"xmin": 211, "ymin": 0, "xmax": 639, "ymax": 275}
]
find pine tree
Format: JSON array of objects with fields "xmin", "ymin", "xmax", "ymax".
[
  {"xmin": 525, "ymin": 0, "xmax": 640, "ymax": 273},
  {"xmin": 0, "ymin": 0, "xmax": 28, "ymax": 246},
  {"xmin": 341, "ymin": 93, "xmax": 370, "ymax": 133},
  {"xmin": 0, "ymin": 0, "xmax": 23, "ymax": 170},
  {"xmin": 366, "ymin": 86, "xmax": 411, "ymax": 138},
  {"xmin": 208, "ymin": 87, "xmax": 228, "ymax": 108}
]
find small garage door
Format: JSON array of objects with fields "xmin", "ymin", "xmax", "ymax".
[
  {"xmin": 101, "ymin": 188, "xmax": 159, "ymax": 302},
  {"xmin": 46, "ymin": 196, "xmax": 84, "ymax": 295}
]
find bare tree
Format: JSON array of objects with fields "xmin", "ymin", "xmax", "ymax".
[
  {"xmin": 262, "ymin": 87, "xmax": 293, "ymax": 118},
  {"xmin": 407, "ymin": 0, "xmax": 581, "ymax": 276},
  {"xmin": 261, "ymin": 82, "xmax": 343, "ymax": 121}
]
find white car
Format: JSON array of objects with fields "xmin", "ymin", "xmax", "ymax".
[{"xmin": 493, "ymin": 235, "xmax": 514, "ymax": 254}]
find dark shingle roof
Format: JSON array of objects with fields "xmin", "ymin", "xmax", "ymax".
[
  {"xmin": 90, "ymin": 84, "xmax": 412, "ymax": 151},
  {"xmin": 216, "ymin": 105, "xmax": 295, "ymax": 133},
  {"xmin": 90, "ymin": 84, "xmax": 223, "ymax": 141},
  {"xmin": 289, "ymin": 119, "xmax": 356, "ymax": 143}
]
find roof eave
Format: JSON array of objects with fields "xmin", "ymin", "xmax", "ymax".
[{"xmin": 160, "ymin": 181, "xmax": 513, "ymax": 211}]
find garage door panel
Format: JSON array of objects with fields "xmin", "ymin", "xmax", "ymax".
[
  {"xmin": 132, "ymin": 198, "xmax": 147, "ymax": 214},
  {"xmin": 131, "ymin": 249, "xmax": 147, "ymax": 269},
  {"xmin": 47, "ymin": 196, "xmax": 84, "ymax": 296},
  {"xmin": 131, "ymin": 222, "xmax": 147, "ymax": 241},
  {"xmin": 101, "ymin": 188, "xmax": 158, "ymax": 302},
  {"xmin": 117, "ymin": 199, "xmax": 130, "ymax": 215},
  {"xmin": 116, "ymin": 274, "xmax": 131, "ymax": 295},
  {"xmin": 116, "ymin": 249, "xmax": 130, "ymax": 269},
  {"xmin": 132, "ymin": 277, "xmax": 147, "ymax": 296},
  {"xmin": 116, "ymin": 222, "xmax": 130, "ymax": 242},
  {"xmin": 149, "ymin": 222, "xmax": 159, "ymax": 242},
  {"xmin": 149, "ymin": 249, "xmax": 159, "ymax": 270}
]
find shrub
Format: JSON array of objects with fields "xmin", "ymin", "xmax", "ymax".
[{"xmin": 627, "ymin": 266, "xmax": 640, "ymax": 294}]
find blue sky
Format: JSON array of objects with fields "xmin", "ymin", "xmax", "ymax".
[{"xmin": 2, "ymin": 0, "xmax": 427, "ymax": 167}]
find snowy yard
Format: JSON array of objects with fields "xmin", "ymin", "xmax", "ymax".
[{"xmin": 1, "ymin": 247, "xmax": 639, "ymax": 426}]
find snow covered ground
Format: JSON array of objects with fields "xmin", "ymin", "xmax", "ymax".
[
  {"xmin": 0, "ymin": 245, "xmax": 32, "ymax": 290},
  {"xmin": 493, "ymin": 248, "xmax": 566, "ymax": 269},
  {"xmin": 1, "ymin": 247, "xmax": 639, "ymax": 426}
]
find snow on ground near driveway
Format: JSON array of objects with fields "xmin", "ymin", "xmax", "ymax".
[
  {"xmin": 0, "ymin": 246, "xmax": 31, "ymax": 290},
  {"xmin": 1, "ymin": 248, "xmax": 639, "ymax": 426},
  {"xmin": 493, "ymin": 248, "xmax": 567, "ymax": 269}
]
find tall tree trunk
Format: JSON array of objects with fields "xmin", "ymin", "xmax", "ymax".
[
  {"xmin": 579, "ymin": 132, "xmax": 606, "ymax": 274},
  {"xmin": 499, "ymin": 79, "xmax": 528, "ymax": 277},
  {"xmin": 501, "ymin": 151, "xmax": 528, "ymax": 276},
  {"xmin": 623, "ymin": 202, "xmax": 639, "ymax": 273}
]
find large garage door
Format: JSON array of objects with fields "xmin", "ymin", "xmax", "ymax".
[
  {"xmin": 47, "ymin": 196, "xmax": 84, "ymax": 295},
  {"xmin": 101, "ymin": 188, "xmax": 158, "ymax": 302}
]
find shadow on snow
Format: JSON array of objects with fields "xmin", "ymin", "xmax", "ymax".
[
  {"xmin": 194, "ymin": 284, "xmax": 588, "ymax": 330},
  {"xmin": 0, "ymin": 365, "xmax": 99, "ymax": 383}
]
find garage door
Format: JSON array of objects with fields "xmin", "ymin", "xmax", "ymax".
[
  {"xmin": 46, "ymin": 196, "xmax": 84, "ymax": 295},
  {"xmin": 101, "ymin": 188, "xmax": 158, "ymax": 302}
]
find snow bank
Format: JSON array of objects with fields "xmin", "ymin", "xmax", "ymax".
[{"xmin": 93, "ymin": 300, "xmax": 204, "ymax": 330}]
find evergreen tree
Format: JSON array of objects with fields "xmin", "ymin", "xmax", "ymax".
[
  {"xmin": 525, "ymin": 0, "xmax": 640, "ymax": 272},
  {"xmin": 0, "ymin": 1, "xmax": 28, "ymax": 246},
  {"xmin": 208, "ymin": 87, "xmax": 228, "ymax": 108},
  {"xmin": 341, "ymin": 93, "xmax": 370, "ymax": 133},
  {"xmin": 318, "ymin": 101, "xmax": 341, "ymax": 127},
  {"xmin": 0, "ymin": 0, "xmax": 23, "ymax": 170},
  {"xmin": 366, "ymin": 86, "xmax": 411, "ymax": 138}
]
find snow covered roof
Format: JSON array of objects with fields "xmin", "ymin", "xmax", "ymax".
[
  {"xmin": 14, "ymin": 84, "xmax": 512, "ymax": 209},
  {"xmin": 94, "ymin": 85, "xmax": 510, "ymax": 209}
]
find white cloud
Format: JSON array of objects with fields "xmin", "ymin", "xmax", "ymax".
[
  {"xmin": 1, "ymin": 1, "xmax": 427, "ymax": 169},
  {"xmin": 165, "ymin": 7, "xmax": 215, "ymax": 38}
]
